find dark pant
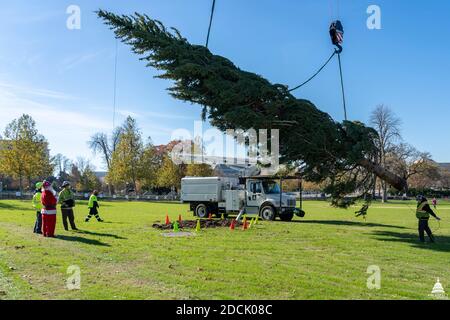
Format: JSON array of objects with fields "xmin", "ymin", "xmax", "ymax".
[
  {"xmin": 34, "ymin": 211, "xmax": 42, "ymax": 234},
  {"xmin": 61, "ymin": 208, "xmax": 77, "ymax": 230},
  {"xmin": 86, "ymin": 208, "xmax": 102, "ymax": 221},
  {"xmin": 418, "ymin": 219, "xmax": 435, "ymax": 243}
]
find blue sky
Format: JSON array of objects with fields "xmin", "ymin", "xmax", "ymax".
[{"xmin": 0, "ymin": 0, "xmax": 449, "ymax": 170}]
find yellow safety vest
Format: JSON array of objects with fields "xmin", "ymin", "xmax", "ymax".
[
  {"xmin": 416, "ymin": 201, "xmax": 430, "ymax": 219},
  {"xmin": 32, "ymin": 192, "xmax": 43, "ymax": 211},
  {"xmin": 88, "ymin": 195, "xmax": 98, "ymax": 208}
]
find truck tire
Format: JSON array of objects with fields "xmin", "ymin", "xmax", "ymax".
[
  {"xmin": 260, "ymin": 205, "xmax": 276, "ymax": 221},
  {"xmin": 195, "ymin": 203, "xmax": 209, "ymax": 219},
  {"xmin": 279, "ymin": 212, "xmax": 294, "ymax": 222}
]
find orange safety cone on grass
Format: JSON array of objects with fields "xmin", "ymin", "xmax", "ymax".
[
  {"xmin": 230, "ymin": 219, "xmax": 236, "ymax": 231},
  {"xmin": 178, "ymin": 214, "xmax": 182, "ymax": 223},
  {"xmin": 165, "ymin": 214, "xmax": 170, "ymax": 225},
  {"xmin": 242, "ymin": 217, "xmax": 248, "ymax": 230}
]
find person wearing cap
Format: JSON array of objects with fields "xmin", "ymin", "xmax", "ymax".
[
  {"xmin": 32, "ymin": 182, "xmax": 43, "ymax": 234},
  {"xmin": 58, "ymin": 181, "xmax": 78, "ymax": 231},
  {"xmin": 86, "ymin": 190, "xmax": 104, "ymax": 223},
  {"xmin": 416, "ymin": 195, "xmax": 441, "ymax": 243},
  {"xmin": 41, "ymin": 181, "xmax": 58, "ymax": 237}
]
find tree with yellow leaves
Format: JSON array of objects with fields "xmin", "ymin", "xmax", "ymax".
[{"xmin": 0, "ymin": 115, "xmax": 53, "ymax": 191}]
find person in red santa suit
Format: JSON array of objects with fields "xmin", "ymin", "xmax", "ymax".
[{"xmin": 41, "ymin": 180, "xmax": 58, "ymax": 237}]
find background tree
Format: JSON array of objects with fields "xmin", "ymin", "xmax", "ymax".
[
  {"xmin": 88, "ymin": 127, "xmax": 123, "ymax": 171},
  {"xmin": 407, "ymin": 160, "xmax": 441, "ymax": 191},
  {"xmin": 157, "ymin": 155, "xmax": 183, "ymax": 190},
  {"xmin": 139, "ymin": 141, "xmax": 160, "ymax": 190},
  {"xmin": 185, "ymin": 163, "xmax": 214, "ymax": 177},
  {"xmin": 0, "ymin": 114, "xmax": 53, "ymax": 191},
  {"xmin": 438, "ymin": 168, "xmax": 450, "ymax": 190},
  {"xmin": 369, "ymin": 105, "xmax": 402, "ymax": 202},
  {"xmin": 107, "ymin": 116, "xmax": 144, "ymax": 192},
  {"xmin": 73, "ymin": 157, "xmax": 101, "ymax": 192},
  {"xmin": 98, "ymin": 11, "xmax": 408, "ymax": 207},
  {"xmin": 89, "ymin": 127, "xmax": 123, "ymax": 195},
  {"xmin": 52, "ymin": 153, "xmax": 72, "ymax": 185},
  {"xmin": 69, "ymin": 163, "xmax": 82, "ymax": 189}
]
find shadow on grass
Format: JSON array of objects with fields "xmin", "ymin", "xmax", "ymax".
[
  {"xmin": 371, "ymin": 230, "xmax": 450, "ymax": 252},
  {"xmin": 74, "ymin": 229, "xmax": 127, "ymax": 240},
  {"xmin": 293, "ymin": 220, "xmax": 407, "ymax": 229},
  {"xmin": 0, "ymin": 202, "xmax": 26, "ymax": 211},
  {"xmin": 56, "ymin": 235, "xmax": 111, "ymax": 247},
  {"xmin": 93, "ymin": 221, "xmax": 128, "ymax": 225}
]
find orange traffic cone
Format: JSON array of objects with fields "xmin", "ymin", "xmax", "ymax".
[
  {"xmin": 178, "ymin": 214, "xmax": 182, "ymax": 223},
  {"xmin": 242, "ymin": 217, "xmax": 248, "ymax": 230},
  {"xmin": 230, "ymin": 219, "xmax": 236, "ymax": 231},
  {"xmin": 208, "ymin": 213, "xmax": 212, "ymax": 220},
  {"xmin": 165, "ymin": 214, "xmax": 170, "ymax": 225}
]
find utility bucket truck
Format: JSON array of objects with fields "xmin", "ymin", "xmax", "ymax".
[{"xmin": 181, "ymin": 174, "xmax": 305, "ymax": 221}]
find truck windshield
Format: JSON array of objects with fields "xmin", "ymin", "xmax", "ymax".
[{"xmin": 262, "ymin": 181, "xmax": 281, "ymax": 194}]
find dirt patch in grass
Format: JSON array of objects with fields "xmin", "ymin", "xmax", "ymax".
[{"xmin": 152, "ymin": 219, "xmax": 243, "ymax": 230}]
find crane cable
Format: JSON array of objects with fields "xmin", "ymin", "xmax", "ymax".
[
  {"xmin": 205, "ymin": 0, "xmax": 217, "ymax": 48},
  {"xmin": 289, "ymin": 0, "xmax": 347, "ymax": 120},
  {"xmin": 203, "ymin": 0, "xmax": 348, "ymax": 120},
  {"xmin": 288, "ymin": 50, "xmax": 337, "ymax": 93},
  {"xmin": 337, "ymin": 52, "xmax": 347, "ymax": 121}
]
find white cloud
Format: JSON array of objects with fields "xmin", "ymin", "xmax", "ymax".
[
  {"xmin": 59, "ymin": 51, "xmax": 107, "ymax": 72},
  {"xmin": 0, "ymin": 82, "xmax": 74, "ymax": 100},
  {"xmin": 0, "ymin": 82, "xmax": 112, "ymax": 169},
  {"xmin": 0, "ymin": 80, "xmax": 192, "ymax": 168},
  {"xmin": 112, "ymin": 107, "xmax": 196, "ymax": 121},
  {"xmin": 116, "ymin": 109, "xmax": 142, "ymax": 119}
]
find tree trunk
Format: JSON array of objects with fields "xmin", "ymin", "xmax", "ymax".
[
  {"xmin": 372, "ymin": 175, "xmax": 377, "ymax": 199},
  {"xmin": 358, "ymin": 158, "xmax": 407, "ymax": 192},
  {"xmin": 382, "ymin": 180, "xmax": 387, "ymax": 203},
  {"xmin": 19, "ymin": 175, "xmax": 23, "ymax": 193}
]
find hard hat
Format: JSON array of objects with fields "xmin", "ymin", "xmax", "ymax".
[
  {"xmin": 62, "ymin": 181, "xmax": 71, "ymax": 188},
  {"xmin": 35, "ymin": 182, "xmax": 43, "ymax": 189},
  {"xmin": 417, "ymin": 195, "xmax": 427, "ymax": 203}
]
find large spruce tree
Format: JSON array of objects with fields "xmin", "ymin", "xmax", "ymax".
[{"xmin": 97, "ymin": 10, "xmax": 407, "ymax": 207}]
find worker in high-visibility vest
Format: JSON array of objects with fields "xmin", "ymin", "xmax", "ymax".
[
  {"xmin": 416, "ymin": 195, "xmax": 441, "ymax": 243},
  {"xmin": 58, "ymin": 181, "xmax": 78, "ymax": 231},
  {"xmin": 85, "ymin": 190, "xmax": 104, "ymax": 223},
  {"xmin": 32, "ymin": 182, "xmax": 43, "ymax": 234}
]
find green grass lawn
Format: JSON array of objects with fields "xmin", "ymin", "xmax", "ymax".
[{"xmin": 0, "ymin": 199, "xmax": 449, "ymax": 300}]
